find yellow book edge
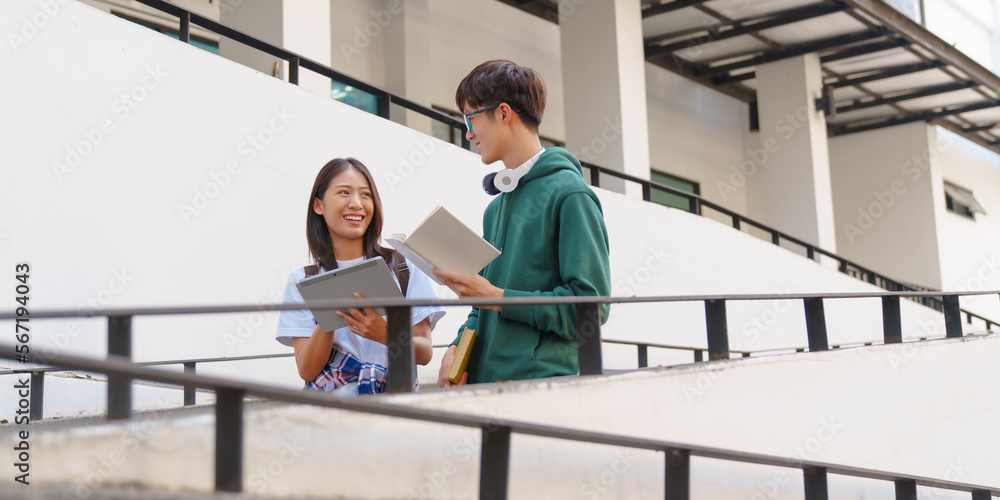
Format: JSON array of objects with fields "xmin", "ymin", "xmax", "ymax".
[{"xmin": 447, "ymin": 327, "xmax": 476, "ymax": 384}]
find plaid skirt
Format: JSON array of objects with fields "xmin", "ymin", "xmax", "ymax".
[{"xmin": 305, "ymin": 346, "xmax": 387, "ymax": 395}]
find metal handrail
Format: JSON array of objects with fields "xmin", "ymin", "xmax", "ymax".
[
  {"xmin": 2, "ymin": 331, "xmax": 998, "ymax": 498},
  {"xmin": 0, "ymin": 352, "xmax": 295, "ymax": 375},
  {"xmin": 6, "ymin": 289, "xmax": 999, "ymax": 417},
  {"xmin": 580, "ymin": 161, "xmax": 996, "ymax": 324},
  {"xmin": 8, "ymin": 318, "xmax": 987, "ymax": 416},
  {"xmin": 4, "ymin": 289, "xmax": 1000, "ymax": 320},
  {"xmin": 6, "ymin": 290, "xmax": 996, "ymax": 420},
  {"xmin": 131, "ymin": 0, "xmax": 470, "ymax": 148}
]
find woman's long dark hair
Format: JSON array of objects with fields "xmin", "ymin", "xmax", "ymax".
[{"xmin": 306, "ymin": 158, "xmax": 393, "ymax": 271}]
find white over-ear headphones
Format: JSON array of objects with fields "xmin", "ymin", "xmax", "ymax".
[{"xmin": 483, "ymin": 163, "xmax": 531, "ymax": 196}]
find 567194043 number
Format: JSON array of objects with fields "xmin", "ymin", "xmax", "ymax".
[{"xmin": 14, "ymin": 263, "xmax": 30, "ymax": 363}]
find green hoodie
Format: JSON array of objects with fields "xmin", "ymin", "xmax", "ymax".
[{"xmin": 453, "ymin": 147, "xmax": 611, "ymax": 383}]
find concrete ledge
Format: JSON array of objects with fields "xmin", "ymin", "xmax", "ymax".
[{"xmin": 1, "ymin": 335, "xmax": 996, "ymax": 498}]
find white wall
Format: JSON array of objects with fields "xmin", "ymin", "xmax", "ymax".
[
  {"xmin": 428, "ymin": 0, "xmax": 565, "ymax": 141},
  {"xmin": 0, "ymin": 0, "xmax": 985, "ymax": 417},
  {"xmin": 645, "ymin": 63, "xmax": 752, "ymax": 217},
  {"xmin": 883, "ymin": 0, "xmax": 924, "ymax": 23},
  {"xmin": 828, "ymin": 122, "xmax": 946, "ymax": 289},
  {"xmin": 756, "ymin": 54, "xmax": 838, "ymax": 251},
  {"xmin": 925, "ymin": 0, "xmax": 997, "ymax": 72},
  {"xmin": 326, "ymin": 0, "xmax": 758, "ymax": 210},
  {"xmin": 84, "ymin": 0, "xmax": 779, "ymax": 222},
  {"xmin": 219, "ymin": 0, "xmax": 333, "ymax": 99},
  {"xmin": 218, "ymin": 0, "xmax": 284, "ymax": 78},
  {"xmin": 329, "ymin": 0, "xmax": 388, "ymax": 87},
  {"xmin": 281, "ymin": 0, "xmax": 333, "ymax": 97},
  {"xmin": 559, "ymin": 0, "xmax": 651, "ymax": 198},
  {"xmin": 326, "ymin": 0, "xmax": 566, "ymax": 141},
  {"xmin": 935, "ymin": 128, "xmax": 1000, "ymax": 321}
]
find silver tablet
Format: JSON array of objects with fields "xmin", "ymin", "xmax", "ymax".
[{"xmin": 294, "ymin": 257, "xmax": 404, "ymax": 332}]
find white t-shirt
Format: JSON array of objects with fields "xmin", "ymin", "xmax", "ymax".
[{"xmin": 275, "ymin": 256, "xmax": 445, "ymax": 367}]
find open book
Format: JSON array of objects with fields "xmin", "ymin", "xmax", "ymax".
[{"xmin": 386, "ymin": 206, "xmax": 500, "ymax": 285}]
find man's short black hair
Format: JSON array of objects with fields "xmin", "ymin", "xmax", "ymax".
[{"xmin": 455, "ymin": 60, "xmax": 546, "ymax": 132}]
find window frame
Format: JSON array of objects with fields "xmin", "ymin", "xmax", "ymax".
[{"xmin": 944, "ymin": 181, "xmax": 985, "ymax": 221}]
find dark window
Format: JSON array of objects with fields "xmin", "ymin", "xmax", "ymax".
[
  {"xmin": 650, "ymin": 170, "xmax": 699, "ymax": 212},
  {"xmin": 332, "ymin": 81, "xmax": 378, "ymax": 115},
  {"xmin": 944, "ymin": 182, "xmax": 985, "ymax": 220},
  {"xmin": 112, "ymin": 12, "xmax": 219, "ymax": 55},
  {"xmin": 431, "ymin": 106, "xmax": 466, "ymax": 147}
]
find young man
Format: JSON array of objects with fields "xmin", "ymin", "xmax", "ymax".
[{"xmin": 435, "ymin": 60, "xmax": 611, "ymax": 386}]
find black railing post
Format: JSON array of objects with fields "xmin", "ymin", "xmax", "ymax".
[
  {"xmin": 376, "ymin": 93, "xmax": 392, "ymax": 120},
  {"xmin": 803, "ymin": 298, "xmax": 829, "ymax": 351},
  {"xmin": 689, "ymin": 197, "xmax": 701, "ymax": 215},
  {"xmin": 803, "ymin": 467, "xmax": 828, "ymax": 500},
  {"xmin": 386, "ymin": 306, "xmax": 414, "ymax": 393},
  {"xmin": 480, "ymin": 426, "xmax": 511, "ymax": 500},
  {"xmin": 894, "ymin": 479, "xmax": 917, "ymax": 500},
  {"xmin": 732, "ymin": 215, "xmax": 741, "ymax": 230},
  {"xmin": 107, "ymin": 315, "xmax": 132, "ymax": 420},
  {"xmin": 838, "ymin": 259, "xmax": 848, "ymax": 274},
  {"xmin": 183, "ymin": 362, "xmax": 196, "ymax": 406},
  {"xmin": 576, "ymin": 303, "xmax": 603, "ymax": 375},
  {"xmin": 590, "ymin": 165, "xmax": 601, "ymax": 187},
  {"xmin": 943, "ymin": 294, "xmax": 963, "ymax": 338},
  {"xmin": 771, "ymin": 232, "xmax": 780, "ymax": 245},
  {"xmin": 215, "ymin": 388, "xmax": 244, "ymax": 493},
  {"xmin": 807, "ymin": 246, "xmax": 815, "ymax": 261},
  {"xmin": 179, "ymin": 12, "xmax": 190, "ymax": 43},
  {"xmin": 972, "ymin": 490, "xmax": 991, "ymax": 500},
  {"xmin": 637, "ymin": 344, "xmax": 648, "ymax": 368},
  {"xmin": 642, "ymin": 182, "xmax": 651, "ymax": 202},
  {"xmin": 29, "ymin": 371, "xmax": 44, "ymax": 421},
  {"xmin": 694, "ymin": 350, "xmax": 703, "ymax": 362},
  {"xmin": 705, "ymin": 299, "xmax": 730, "ymax": 360},
  {"xmin": 289, "ymin": 56, "xmax": 300, "ymax": 85},
  {"xmin": 882, "ymin": 296, "xmax": 902, "ymax": 344},
  {"xmin": 664, "ymin": 448, "xmax": 690, "ymax": 500}
]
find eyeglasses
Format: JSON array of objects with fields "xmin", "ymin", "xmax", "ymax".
[{"xmin": 463, "ymin": 104, "xmax": 499, "ymax": 131}]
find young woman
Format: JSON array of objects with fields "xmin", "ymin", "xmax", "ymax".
[{"xmin": 275, "ymin": 158, "xmax": 444, "ymax": 395}]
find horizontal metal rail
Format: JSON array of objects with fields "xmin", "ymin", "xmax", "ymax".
[
  {"xmin": 0, "ymin": 352, "xmax": 296, "ymax": 412},
  {"xmin": 581, "ymin": 161, "xmax": 998, "ymax": 327},
  {"xmin": 601, "ymin": 338, "xmax": 753, "ymax": 364},
  {"xmin": 0, "ymin": 352, "xmax": 295, "ymax": 375},
  {"xmin": 5, "ymin": 290, "xmax": 998, "ymax": 420},
  {"xmin": 0, "ymin": 344, "xmax": 996, "ymax": 498},
  {"xmin": 16, "ymin": 321, "xmax": 995, "ymax": 420},
  {"xmin": 4, "ymin": 290, "xmax": 999, "ymax": 321}
]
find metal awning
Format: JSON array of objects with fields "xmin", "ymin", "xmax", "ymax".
[
  {"xmin": 944, "ymin": 182, "xmax": 987, "ymax": 214},
  {"xmin": 496, "ymin": 0, "xmax": 1000, "ymax": 155}
]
